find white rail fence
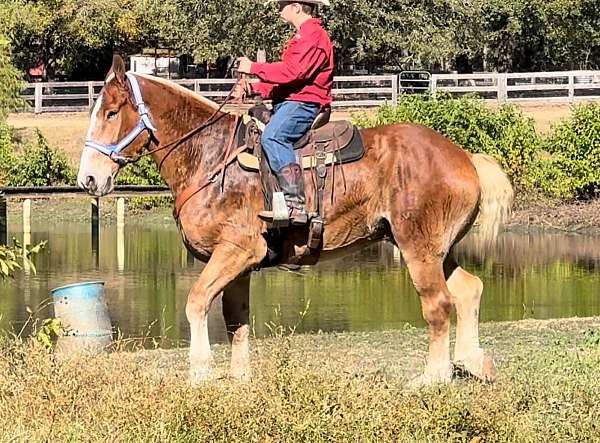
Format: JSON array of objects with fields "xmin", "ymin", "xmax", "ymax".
[
  {"xmin": 431, "ymin": 71, "xmax": 600, "ymax": 102},
  {"xmin": 19, "ymin": 70, "xmax": 600, "ymax": 113}
]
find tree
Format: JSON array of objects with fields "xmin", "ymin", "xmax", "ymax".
[{"xmin": 0, "ymin": 36, "xmax": 24, "ymax": 120}]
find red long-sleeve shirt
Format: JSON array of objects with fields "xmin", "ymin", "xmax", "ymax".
[{"xmin": 250, "ymin": 18, "xmax": 334, "ymax": 107}]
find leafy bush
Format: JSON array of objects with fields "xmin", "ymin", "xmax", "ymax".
[
  {"xmin": 353, "ymin": 93, "xmax": 541, "ymax": 189},
  {"xmin": 534, "ymin": 103, "xmax": 600, "ymax": 199},
  {"xmin": 0, "ymin": 36, "xmax": 25, "ymax": 121},
  {"xmin": 7, "ymin": 129, "xmax": 75, "ymax": 186},
  {"xmin": 115, "ymin": 155, "xmax": 168, "ymax": 209},
  {"xmin": 116, "ymin": 155, "xmax": 164, "ymax": 186},
  {"xmin": 0, "ymin": 240, "xmax": 45, "ymax": 279},
  {"xmin": 0, "ymin": 120, "xmax": 15, "ymax": 185}
]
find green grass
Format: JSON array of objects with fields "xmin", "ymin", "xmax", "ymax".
[{"xmin": 1, "ymin": 317, "xmax": 599, "ymax": 442}]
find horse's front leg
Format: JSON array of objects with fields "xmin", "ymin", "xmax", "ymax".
[
  {"xmin": 222, "ymin": 274, "xmax": 251, "ymax": 381},
  {"xmin": 186, "ymin": 244, "xmax": 261, "ymax": 385}
]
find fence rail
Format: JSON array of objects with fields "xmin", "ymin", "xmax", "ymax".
[
  {"xmin": 18, "ymin": 70, "xmax": 600, "ymax": 113},
  {"xmin": 431, "ymin": 71, "xmax": 600, "ymax": 102}
]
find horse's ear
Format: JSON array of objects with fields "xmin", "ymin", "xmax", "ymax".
[{"xmin": 106, "ymin": 54, "xmax": 126, "ymax": 85}]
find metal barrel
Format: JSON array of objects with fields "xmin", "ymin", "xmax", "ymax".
[{"xmin": 51, "ymin": 281, "xmax": 112, "ymax": 354}]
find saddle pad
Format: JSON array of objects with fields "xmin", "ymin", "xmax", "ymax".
[{"xmin": 238, "ymin": 127, "xmax": 365, "ymax": 172}]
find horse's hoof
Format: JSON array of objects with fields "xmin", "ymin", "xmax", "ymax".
[
  {"xmin": 189, "ymin": 368, "xmax": 214, "ymax": 386},
  {"xmin": 453, "ymin": 350, "xmax": 496, "ymax": 383},
  {"xmin": 407, "ymin": 365, "xmax": 452, "ymax": 389},
  {"xmin": 230, "ymin": 370, "xmax": 252, "ymax": 383}
]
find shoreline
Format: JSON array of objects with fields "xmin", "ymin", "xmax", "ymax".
[{"xmin": 6, "ymin": 194, "xmax": 600, "ymax": 235}]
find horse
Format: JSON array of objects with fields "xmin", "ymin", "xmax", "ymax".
[{"xmin": 78, "ymin": 55, "xmax": 513, "ymax": 386}]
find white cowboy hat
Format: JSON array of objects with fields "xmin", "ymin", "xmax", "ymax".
[{"xmin": 266, "ymin": 0, "xmax": 330, "ymax": 6}]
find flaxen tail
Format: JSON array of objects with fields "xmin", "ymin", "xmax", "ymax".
[{"xmin": 470, "ymin": 153, "xmax": 514, "ymax": 245}]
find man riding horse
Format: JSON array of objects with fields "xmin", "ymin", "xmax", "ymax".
[{"xmin": 235, "ymin": 0, "xmax": 334, "ymax": 226}]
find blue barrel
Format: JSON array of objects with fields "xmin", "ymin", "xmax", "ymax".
[{"xmin": 51, "ymin": 281, "xmax": 113, "ymax": 354}]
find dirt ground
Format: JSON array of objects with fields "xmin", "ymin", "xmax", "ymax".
[{"xmin": 6, "ymin": 102, "xmax": 574, "ymax": 165}]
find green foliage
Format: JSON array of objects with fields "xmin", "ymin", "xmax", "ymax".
[
  {"xmin": 7, "ymin": 129, "xmax": 75, "ymax": 186},
  {"xmin": 2, "ymin": 0, "xmax": 599, "ymax": 78},
  {"xmin": 582, "ymin": 329, "xmax": 600, "ymax": 348},
  {"xmin": 35, "ymin": 318, "xmax": 61, "ymax": 349},
  {"xmin": 353, "ymin": 93, "xmax": 540, "ymax": 188},
  {"xmin": 534, "ymin": 103, "xmax": 600, "ymax": 199},
  {"xmin": 115, "ymin": 155, "xmax": 168, "ymax": 209},
  {"xmin": 0, "ymin": 36, "xmax": 24, "ymax": 120},
  {"xmin": 0, "ymin": 120, "xmax": 15, "ymax": 184},
  {"xmin": 116, "ymin": 154, "xmax": 164, "ymax": 186},
  {"xmin": 0, "ymin": 240, "xmax": 45, "ymax": 279}
]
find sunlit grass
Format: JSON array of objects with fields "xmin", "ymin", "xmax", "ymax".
[{"xmin": 0, "ymin": 317, "xmax": 599, "ymax": 442}]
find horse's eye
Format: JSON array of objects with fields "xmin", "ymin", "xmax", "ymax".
[{"xmin": 107, "ymin": 110, "xmax": 119, "ymax": 121}]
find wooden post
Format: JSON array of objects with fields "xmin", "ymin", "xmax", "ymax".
[
  {"xmin": 497, "ymin": 74, "xmax": 508, "ymax": 103},
  {"xmin": 0, "ymin": 195, "xmax": 7, "ymax": 246},
  {"xmin": 117, "ymin": 198, "xmax": 125, "ymax": 271},
  {"xmin": 34, "ymin": 83, "xmax": 43, "ymax": 114},
  {"xmin": 430, "ymin": 74, "xmax": 437, "ymax": 96},
  {"xmin": 22, "ymin": 199, "xmax": 31, "ymax": 235},
  {"xmin": 393, "ymin": 244, "xmax": 402, "ymax": 265},
  {"xmin": 181, "ymin": 246, "xmax": 195, "ymax": 267},
  {"xmin": 23, "ymin": 230, "xmax": 31, "ymax": 274},
  {"xmin": 256, "ymin": 49, "xmax": 267, "ymax": 63},
  {"xmin": 391, "ymin": 75, "xmax": 398, "ymax": 106},
  {"xmin": 568, "ymin": 73, "xmax": 575, "ymax": 102},
  {"xmin": 22, "ymin": 199, "xmax": 31, "ymax": 274},
  {"xmin": 91, "ymin": 197, "xmax": 100, "ymax": 266},
  {"xmin": 88, "ymin": 82, "xmax": 95, "ymax": 110}
]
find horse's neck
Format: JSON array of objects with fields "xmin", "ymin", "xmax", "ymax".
[{"xmin": 143, "ymin": 82, "xmax": 234, "ymax": 193}]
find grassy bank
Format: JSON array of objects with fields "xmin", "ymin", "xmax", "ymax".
[{"xmin": 1, "ymin": 317, "xmax": 599, "ymax": 442}]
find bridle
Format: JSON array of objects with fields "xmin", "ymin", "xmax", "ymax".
[
  {"xmin": 85, "ymin": 72, "xmax": 239, "ymax": 168},
  {"xmin": 84, "ymin": 71, "xmax": 248, "ymax": 219},
  {"xmin": 84, "ymin": 73, "xmax": 158, "ymax": 166}
]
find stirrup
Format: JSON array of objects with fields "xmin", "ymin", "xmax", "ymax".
[
  {"xmin": 259, "ymin": 192, "xmax": 290, "ymax": 227},
  {"xmin": 258, "ymin": 191, "xmax": 308, "ymax": 227}
]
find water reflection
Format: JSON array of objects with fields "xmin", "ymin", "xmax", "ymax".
[{"xmin": 1, "ymin": 218, "xmax": 599, "ymax": 347}]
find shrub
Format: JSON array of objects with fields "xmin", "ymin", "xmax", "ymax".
[
  {"xmin": 0, "ymin": 36, "xmax": 25, "ymax": 121},
  {"xmin": 116, "ymin": 154, "xmax": 164, "ymax": 186},
  {"xmin": 353, "ymin": 93, "xmax": 541, "ymax": 189},
  {"xmin": 7, "ymin": 129, "xmax": 75, "ymax": 186},
  {"xmin": 0, "ymin": 120, "xmax": 15, "ymax": 184},
  {"xmin": 536, "ymin": 103, "xmax": 600, "ymax": 199}
]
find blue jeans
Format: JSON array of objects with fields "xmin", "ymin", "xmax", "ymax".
[{"xmin": 261, "ymin": 100, "xmax": 320, "ymax": 173}]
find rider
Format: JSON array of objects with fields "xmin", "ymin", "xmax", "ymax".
[{"xmin": 236, "ymin": 0, "xmax": 334, "ymax": 225}]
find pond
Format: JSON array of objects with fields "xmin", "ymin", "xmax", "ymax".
[{"xmin": 1, "ymin": 214, "xmax": 600, "ymax": 346}]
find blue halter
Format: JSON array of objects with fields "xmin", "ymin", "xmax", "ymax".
[{"xmin": 85, "ymin": 72, "xmax": 157, "ymax": 164}]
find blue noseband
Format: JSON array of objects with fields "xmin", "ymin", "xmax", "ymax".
[{"xmin": 84, "ymin": 73, "xmax": 157, "ymax": 164}]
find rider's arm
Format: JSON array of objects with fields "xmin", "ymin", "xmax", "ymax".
[{"xmin": 250, "ymin": 30, "xmax": 327, "ymax": 85}]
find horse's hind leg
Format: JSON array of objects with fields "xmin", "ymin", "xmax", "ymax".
[
  {"xmin": 222, "ymin": 274, "xmax": 251, "ymax": 381},
  {"xmin": 444, "ymin": 257, "xmax": 496, "ymax": 382},
  {"xmin": 403, "ymin": 255, "xmax": 454, "ymax": 385}
]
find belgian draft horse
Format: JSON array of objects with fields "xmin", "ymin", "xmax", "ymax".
[{"xmin": 78, "ymin": 56, "xmax": 513, "ymax": 386}]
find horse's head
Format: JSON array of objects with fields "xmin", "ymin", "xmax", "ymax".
[{"xmin": 78, "ymin": 55, "xmax": 156, "ymax": 196}]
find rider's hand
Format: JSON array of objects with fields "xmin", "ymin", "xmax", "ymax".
[{"xmin": 237, "ymin": 57, "xmax": 253, "ymax": 74}]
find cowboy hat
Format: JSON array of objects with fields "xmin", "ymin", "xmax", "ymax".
[{"xmin": 266, "ymin": 0, "xmax": 330, "ymax": 6}]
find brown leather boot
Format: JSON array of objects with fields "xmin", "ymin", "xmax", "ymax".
[{"xmin": 259, "ymin": 163, "xmax": 308, "ymax": 226}]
